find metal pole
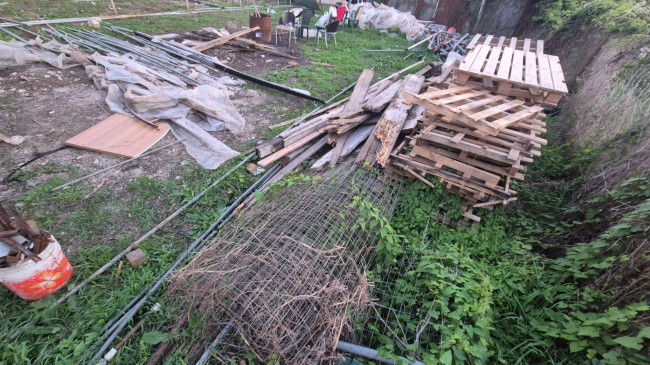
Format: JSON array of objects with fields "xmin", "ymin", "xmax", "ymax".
[
  {"xmin": 336, "ymin": 341, "xmax": 425, "ymax": 365},
  {"xmin": 52, "ymin": 141, "xmax": 180, "ymax": 191}
]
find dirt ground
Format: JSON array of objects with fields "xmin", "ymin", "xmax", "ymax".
[{"xmin": 0, "ymin": 46, "xmax": 310, "ymax": 204}]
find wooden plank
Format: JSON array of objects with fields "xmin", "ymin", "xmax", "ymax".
[
  {"xmin": 459, "ymin": 46, "xmax": 481, "ymax": 72},
  {"xmin": 510, "ymin": 50, "xmax": 524, "ymax": 83},
  {"xmin": 374, "ymin": 74, "xmax": 425, "ymax": 167},
  {"xmin": 468, "ymin": 99, "xmax": 525, "ymax": 121},
  {"xmin": 482, "ymin": 34, "xmax": 494, "ymax": 47},
  {"xmin": 402, "ymin": 105, "xmax": 424, "ymax": 133},
  {"xmin": 362, "ymin": 79, "xmax": 403, "ymax": 112},
  {"xmin": 537, "ymin": 54, "xmax": 555, "ymax": 90},
  {"xmin": 524, "ymin": 51, "xmax": 539, "ymax": 87},
  {"xmin": 328, "ymin": 131, "xmax": 351, "ymax": 168},
  {"xmin": 467, "ymin": 34, "xmax": 481, "ymax": 50},
  {"xmin": 311, "ymin": 125, "xmax": 373, "ymax": 170},
  {"xmin": 192, "ymin": 27, "xmax": 260, "ymax": 52},
  {"xmin": 338, "ymin": 69, "xmax": 375, "ymax": 118},
  {"xmin": 548, "ymin": 55, "xmax": 569, "ymax": 93},
  {"xmin": 487, "ymin": 106, "xmax": 543, "ymax": 132},
  {"xmin": 450, "ymin": 94, "xmax": 505, "ymax": 113},
  {"xmin": 281, "ymin": 143, "xmax": 310, "ymax": 166},
  {"xmin": 496, "ymin": 47, "xmax": 514, "ymax": 80},
  {"xmin": 508, "ymin": 37, "xmax": 517, "ymax": 49},
  {"xmin": 257, "ymin": 129, "xmax": 325, "ymax": 168},
  {"xmin": 412, "ymin": 145, "xmax": 501, "ymax": 187},
  {"xmin": 434, "ymin": 90, "xmax": 490, "ymax": 106},
  {"xmin": 416, "ymin": 85, "xmax": 472, "ymax": 100},
  {"xmin": 523, "ymin": 38, "xmax": 531, "ymax": 53},
  {"xmin": 256, "ymin": 136, "xmax": 284, "ymax": 158},
  {"xmin": 536, "ymin": 39, "xmax": 544, "ymax": 55},
  {"xmin": 496, "ymin": 36, "xmax": 506, "ymax": 49},
  {"xmin": 420, "ymin": 132, "xmax": 513, "ymax": 165},
  {"xmin": 482, "ymin": 44, "xmax": 503, "ymax": 77},
  {"xmin": 65, "ymin": 113, "xmax": 169, "ymax": 158},
  {"xmin": 469, "ymin": 44, "xmax": 491, "ymax": 73}
]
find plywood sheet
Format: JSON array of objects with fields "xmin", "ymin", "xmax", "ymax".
[{"xmin": 65, "ymin": 113, "xmax": 169, "ymax": 158}]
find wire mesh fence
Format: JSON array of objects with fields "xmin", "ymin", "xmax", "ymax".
[{"xmin": 165, "ymin": 166, "xmax": 401, "ymax": 364}]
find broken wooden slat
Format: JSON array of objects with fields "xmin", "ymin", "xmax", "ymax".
[
  {"xmin": 374, "ymin": 74, "xmax": 425, "ymax": 167},
  {"xmin": 337, "ymin": 69, "xmax": 375, "ymax": 118},
  {"xmin": 192, "ymin": 27, "xmax": 260, "ymax": 52},
  {"xmin": 257, "ymin": 129, "xmax": 326, "ymax": 168},
  {"xmin": 362, "ymin": 79, "xmax": 403, "ymax": 113}
]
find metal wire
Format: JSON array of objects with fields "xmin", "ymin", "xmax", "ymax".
[{"xmin": 166, "ymin": 167, "xmax": 402, "ymax": 364}]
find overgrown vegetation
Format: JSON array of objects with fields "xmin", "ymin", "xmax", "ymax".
[
  {"xmin": 353, "ymin": 127, "xmax": 650, "ymax": 363},
  {"xmin": 534, "ymin": 0, "xmax": 649, "ymax": 34}
]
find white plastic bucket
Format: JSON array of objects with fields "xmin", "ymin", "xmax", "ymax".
[{"xmin": 0, "ymin": 235, "xmax": 73, "ymax": 300}]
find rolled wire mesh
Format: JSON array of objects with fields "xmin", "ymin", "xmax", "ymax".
[
  {"xmin": 345, "ymin": 248, "xmax": 438, "ymax": 361},
  {"xmin": 166, "ymin": 166, "xmax": 401, "ymax": 363}
]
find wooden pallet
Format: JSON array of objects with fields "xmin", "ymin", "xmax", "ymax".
[
  {"xmin": 404, "ymin": 85, "xmax": 545, "ymax": 136},
  {"xmin": 467, "ymin": 34, "xmax": 544, "ymax": 54},
  {"xmin": 454, "ymin": 44, "xmax": 568, "ymax": 106}
]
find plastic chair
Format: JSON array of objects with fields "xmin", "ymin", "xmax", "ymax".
[
  {"xmin": 350, "ymin": 7, "xmax": 363, "ymax": 28},
  {"xmin": 275, "ymin": 11, "xmax": 295, "ymax": 46},
  {"xmin": 296, "ymin": 9, "xmax": 315, "ymax": 40},
  {"xmin": 317, "ymin": 20, "xmax": 339, "ymax": 48}
]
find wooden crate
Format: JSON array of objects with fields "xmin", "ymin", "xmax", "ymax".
[
  {"xmin": 467, "ymin": 34, "xmax": 544, "ymax": 54},
  {"xmin": 404, "ymin": 85, "xmax": 546, "ymax": 136},
  {"xmin": 454, "ymin": 44, "xmax": 568, "ymax": 106}
]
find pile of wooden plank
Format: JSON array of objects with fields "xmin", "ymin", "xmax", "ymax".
[
  {"xmin": 254, "ymin": 62, "xmax": 430, "ymax": 173},
  {"xmin": 0, "ymin": 204, "xmax": 49, "ymax": 267}
]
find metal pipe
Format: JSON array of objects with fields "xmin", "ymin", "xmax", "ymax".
[
  {"xmin": 89, "ymin": 164, "xmax": 281, "ymax": 363},
  {"xmin": 123, "ymin": 29, "xmax": 324, "ymax": 103},
  {"xmin": 336, "ymin": 341, "xmax": 425, "ymax": 365},
  {"xmin": 52, "ymin": 141, "xmax": 180, "ymax": 191}
]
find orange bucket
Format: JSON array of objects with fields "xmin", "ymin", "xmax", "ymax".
[{"xmin": 0, "ymin": 235, "xmax": 73, "ymax": 300}]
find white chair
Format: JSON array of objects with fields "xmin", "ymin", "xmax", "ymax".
[
  {"xmin": 275, "ymin": 11, "xmax": 295, "ymax": 47},
  {"xmin": 317, "ymin": 20, "xmax": 339, "ymax": 48}
]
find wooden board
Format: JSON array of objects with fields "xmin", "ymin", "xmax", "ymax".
[
  {"xmin": 65, "ymin": 113, "xmax": 169, "ymax": 158},
  {"xmin": 192, "ymin": 27, "xmax": 260, "ymax": 52}
]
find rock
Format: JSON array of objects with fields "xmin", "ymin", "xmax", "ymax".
[{"xmin": 126, "ymin": 249, "xmax": 147, "ymax": 269}]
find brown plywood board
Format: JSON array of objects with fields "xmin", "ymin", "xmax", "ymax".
[{"xmin": 65, "ymin": 113, "xmax": 170, "ymax": 158}]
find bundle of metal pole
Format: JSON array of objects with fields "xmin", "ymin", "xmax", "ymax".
[
  {"xmin": 89, "ymin": 163, "xmax": 281, "ymax": 363},
  {"xmin": 114, "ymin": 27, "xmax": 324, "ymax": 103}
]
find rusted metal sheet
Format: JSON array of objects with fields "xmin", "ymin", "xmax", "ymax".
[{"xmin": 432, "ymin": 0, "xmax": 469, "ymax": 29}]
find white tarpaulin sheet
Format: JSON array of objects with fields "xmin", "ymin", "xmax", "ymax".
[
  {"xmin": 350, "ymin": 3, "xmax": 426, "ymax": 41},
  {"xmin": 85, "ymin": 53, "xmax": 245, "ymax": 169}
]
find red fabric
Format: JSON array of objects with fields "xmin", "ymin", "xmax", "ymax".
[{"xmin": 336, "ymin": 6, "xmax": 346, "ymax": 20}]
